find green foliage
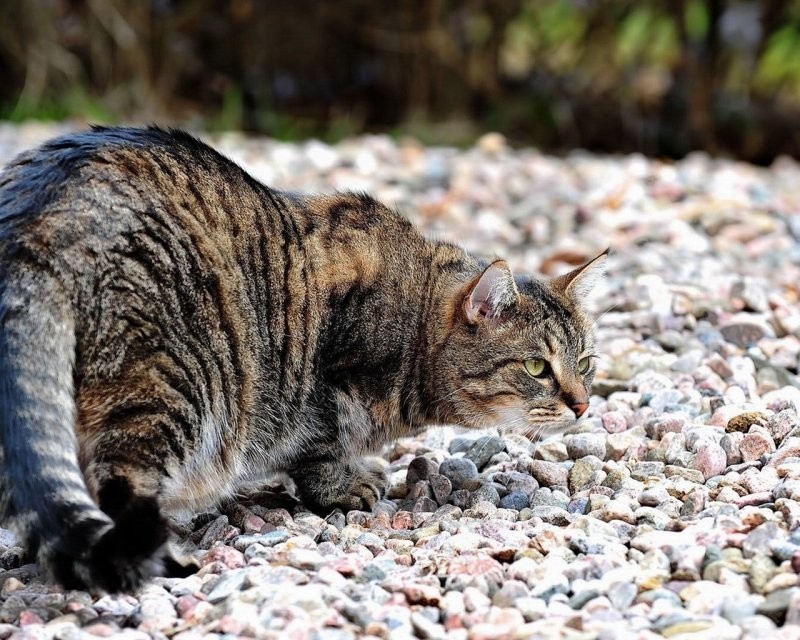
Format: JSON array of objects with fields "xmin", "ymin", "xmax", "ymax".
[
  {"xmin": 685, "ymin": 0, "xmax": 710, "ymax": 42},
  {"xmin": 756, "ymin": 25, "xmax": 800, "ymax": 95},
  {"xmin": 3, "ymin": 89, "xmax": 111, "ymax": 123},
  {"xmin": 616, "ymin": 6, "xmax": 679, "ymax": 67},
  {"xmin": 3, "ymin": 1, "xmax": 800, "ymax": 159}
]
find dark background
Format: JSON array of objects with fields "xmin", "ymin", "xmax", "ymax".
[{"xmin": 3, "ymin": 0, "xmax": 800, "ymax": 163}]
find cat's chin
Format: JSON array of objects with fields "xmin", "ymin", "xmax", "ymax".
[{"xmin": 487, "ymin": 408, "xmax": 579, "ymax": 442}]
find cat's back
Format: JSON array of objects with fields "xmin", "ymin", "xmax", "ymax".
[{"xmin": 0, "ymin": 127, "xmax": 258, "ymax": 261}]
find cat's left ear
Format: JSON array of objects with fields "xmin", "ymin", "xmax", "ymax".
[
  {"xmin": 550, "ymin": 249, "xmax": 608, "ymax": 304},
  {"xmin": 464, "ymin": 260, "xmax": 520, "ymax": 325}
]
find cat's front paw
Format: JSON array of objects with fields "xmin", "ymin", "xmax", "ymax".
[
  {"xmin": 339, "ymin": 458, "xmax": 388, "ymax": 511},
  {"xmin": 291, "ymin": 458, "xmax": 388, "ymax": 513}
]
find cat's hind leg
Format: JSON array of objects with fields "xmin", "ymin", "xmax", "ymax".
[
  {"xmin": 289, "ymin": 458, "xmax": 388, "ymax": 512},
  {"xmin": 51, "ymin": 457, "xmax": 197, "ymax": 592},
  {"xmin": 51, "ymin": 398, "xmax": 201, "ymax": 593}
]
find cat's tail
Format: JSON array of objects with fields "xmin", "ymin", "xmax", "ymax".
[{"xmin": 0, "ymin": 277, "xmax": 169, "ymax": 591}]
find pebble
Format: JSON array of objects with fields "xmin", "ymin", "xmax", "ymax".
[
  {"xmin": 527, "ymin": 460, "xmax": 568, "ymax": 488},
  {"xmin": 438, "ymin": 458, "xmax": 479, "ymax": 490},
  {"xmin": 0, "ymin": 125, "xmax": 799, "ymax": 639},
  {"xmin": 693, "ymin": 442, "xmax": 728, "ymax": 480},
  {"xmin": 740, "ymin": 432, "xmax": 776, "ymax": 461},
  {"xmin": 463, "ymin": 436, "xmax": 506, "ymax": 470},
  {"xmin": 565, "ymin": 433, "xmax": 607, "ymax": 459},
  {"xmin": 406, "ymin": 456, "xmax": 439, "ymax": 484}
]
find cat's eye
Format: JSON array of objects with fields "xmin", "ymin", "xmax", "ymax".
[
  {"xmin": 524, "ymin": 358, "xmax": 548, "ymax": 378},
  {"xmin": 578, "ymin": 357, "xmax": 592, "ymax": 374}
]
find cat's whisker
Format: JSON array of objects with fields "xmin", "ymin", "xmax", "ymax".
[{"xmin": 590, "ymin": 302, "xmax": 620, "ymax": 329}]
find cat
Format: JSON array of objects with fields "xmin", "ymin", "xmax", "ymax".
[{"xmin": 0, "ymin": 126, "xmax": 605, "ymax": 592}]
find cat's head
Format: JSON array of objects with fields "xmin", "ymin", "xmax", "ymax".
[{"xmin": 431, "ymin": 251, "xmax": 607, "ymax": 440}]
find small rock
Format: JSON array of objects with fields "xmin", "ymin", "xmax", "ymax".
[
  {"xmin": 721, "ymin": 432, "xmax": 745, "ymax": 465},
  {"xmin": 406, "ymin": 456, "xmax": 439, "ymax": 484},
  {"xmin": 287, "ymin": 547, "xmax": 324, "ymax": 570},
  {"xmin": 499, "ymin": 490, "xmax": 529, "ymax": 511},
  {"xmin": 438, "ymin": 458, "xmax": 479, "ymax": 490},
  {"xmin": 727, "ymin": 411, "xmax": 768, "ymax": 433},
  {"xmin": 568, "ymin": 457, "xmax": 604, "ymax": 493},
  {"xmin": 201, "ymin": 544, "xmax": 245, "ymax": 569},
  {"xmin": 608, "ymin": 582, "xmax": 638, "ymax": 610},
  {"xmin": 413, "ymin": 497, "xmax": 438, "ymax": 513},
  {"xmin": 467, "ymin": 484, "xmax": 501, "ymax": 508},
  {"xmin": 741, "ymin": 432, "xmax": 776, "ymax": 462},
  {"xmin": 721, "ymin": 319, "xmax": 774, "ymax": 348},
  {"xmin": 565, "ymin": 433, "xmax": 607, "ymax": 459},
  {"xmin": 429, "ymin": 474, "xmax": 453, "ymax": 505},
  {"xmin": 528, "ymin": 460, "xmax": 568, "ymax": 488},
  {"xmin": 756, "ymin": 587, "xmax": 800, "ymax": 624},
  {"xmin": 449, "ymin": 489, "xmax": 471, "ymax": 509},
  {"xmin": 693, "ymin": 442, "xmax": 728, "ymax": 479},
  {"xmin": 463, "ymin": 435, "xmax": 506, "ymax": 470},
  {"xmin": 767, "ymin": 410, "xmax": 798, "ymax": 444},
  {"xmin": 744, "ymin": 521, "xmax": 787, "ymax": 558},
  {"xmin": 529, "ymin": 506, "xmax": 570, "ymax": 526},
  {"xmin": 601, "ymin": 411, "xmax": 628, "ymax": 434},
  {"xmin": 749, "ymin": 554, "xmax": 777, "ymax": 594}
]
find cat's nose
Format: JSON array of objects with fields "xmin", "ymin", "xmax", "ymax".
[{"xmin": 572, "ymin": 402, "xmax": 589, "ymax": 418}]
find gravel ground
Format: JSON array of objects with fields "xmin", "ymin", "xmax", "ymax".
[{"xmin": 1, "ymin": 122, "xmax": 800, "ymax": 639}]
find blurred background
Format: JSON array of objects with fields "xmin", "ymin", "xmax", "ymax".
[{"xmin": 2, "ymin": 0, "xmax": 800, "ymax": 163}]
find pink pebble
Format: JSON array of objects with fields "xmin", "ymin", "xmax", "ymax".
[
  {"xmin": 693, "ymin": 442, "xmax": 727, "ymax": 479},
  {"xmin": 740, "ymin": 432, "xmax": 776, "ymax": 462},
  {"xmin": 200, "ymin": 545, "xmax": 245, "ymax": 569},
  {"xmin": 601, "ymin": 411, "xmax": 628, "ymax": 434}
]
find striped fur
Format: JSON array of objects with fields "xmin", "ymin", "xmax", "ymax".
[{"xmin": 0, "ymin": 126, "xmax": 604, "ymax": 591}]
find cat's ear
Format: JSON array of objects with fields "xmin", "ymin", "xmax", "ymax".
[
  {"xmin": 550, "ymin": 249, "xmax": 608, "ymax": 304},
  {"xmin": 464, "ymin": 260, "xmax": 520, "ymax": 324}
]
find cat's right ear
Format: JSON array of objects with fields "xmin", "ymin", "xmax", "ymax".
[
  {"xmin": 550, "ymin": 249, "xmax": 609, "ymax": 304},
  {"xmin": 463, "ymin": 260, "xmax": 519, "ymax": 325}
]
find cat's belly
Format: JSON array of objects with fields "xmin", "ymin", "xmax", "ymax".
[{"xmin": 158, "ymin": 411, "xmax": 243, "ymax": 517}]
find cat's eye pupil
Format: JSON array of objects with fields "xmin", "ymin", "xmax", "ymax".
[
  {"xmin": 524, "ymin": 358, "xmax": 547, "ymax": 378},
  {"xmin": 578, "ymin": 357, "xmax": 591, "ymax": 374}
]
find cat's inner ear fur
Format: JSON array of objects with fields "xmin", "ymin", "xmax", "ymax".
[
  {"xmin": 550, "ymin": 249, "xmax": 609, "ymax": 305},
  {"xmin": 464, "ymin": 260, "xmax": 520, "ymax": 324}
]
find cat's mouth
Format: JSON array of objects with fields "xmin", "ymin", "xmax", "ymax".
[{"xmin": 489, "ymin": 406, "xmax": 579, "ymax": 442}]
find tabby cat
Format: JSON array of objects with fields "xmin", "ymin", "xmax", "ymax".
[{"xmin": 0, "ymin": 126, "xmax": 605, "ymax": 592}]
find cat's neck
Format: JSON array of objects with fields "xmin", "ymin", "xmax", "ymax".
[
  {"xmin": 405, "ymin": 242, "xmax": 480, "ymax": 429},
  {"xmin": 302, "ymin": 196, "xmax": 478, "ymax": 434}
]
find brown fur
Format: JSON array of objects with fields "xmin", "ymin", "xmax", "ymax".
[{"xmin": 0, "ymin": 126, "xmax": 605, "ymax": 591}]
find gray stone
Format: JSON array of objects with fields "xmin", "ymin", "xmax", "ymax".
[
  {"xmin": 499, "ymin": 490, "xmax": 529, "ymax": 511},
  {"xmin": 463, "ymin": 435, "xmax": 506, "ymax": 470},
  {"xmin": 448, "ymin": 436, "xmax": 478, "ymax": 454},
  {"xmin": 528, "ymin": 460, "xmax": 568, "ymax": 488},
  {"xmin": 636, "ymin": 588, "xmax": 682, "ymax": 607},
  {"xmin": 565, "ymin": 433, "xmax": 607, "ymax": 460},
  {"xmin": 608, "ymin": 582, "xmax": 638, "ymax": 610},
  {"xmin": 204, "ymin": 569, "xmax": 247, "ymax": 603},
  {"xmin": 529, "ymin": 506, "xmax": 570, "ymax": 526},
  {"xmin": 504, "ymin": 471, "xmax": 539, "ymax": 496},
  {"xmin": 438, "ymin": 458, "xmax": 479, "ymax": 490},
  {"xmin": 406, "ymin": 456, "xmax": 439, "ymax": 484},
  {"xmin": 429, "ymin": 473, "xmax": 453, "ymax": 505},
  {"xmin": 449, "ymin": 489, "xmax": 470, "ymax": 509},
  {"xmin": 757, "ymin": 588, "xmax": 800, "ymax": 625},
  {"xmin": 744, "ymin": 521, "xmax": 787, "ymax": 558},
  {"xmin": 467, "ymin": 484, "xmax": 501, "ymax": 508},
  {"xmin": 569, "ymin": 589, "xmax": 600, "ymax": 609},
  {"xmin": 568, "ymin": 457, "xmax": 603, "ymax": 493},
  {"xmin": 412, "ymin": 497, "xmax": 438, "ymax": 513}
]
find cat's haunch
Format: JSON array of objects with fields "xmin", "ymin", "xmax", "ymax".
[{"xmin": 0, "ymin": 126, "xmax": 605, "ymax": 591}]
